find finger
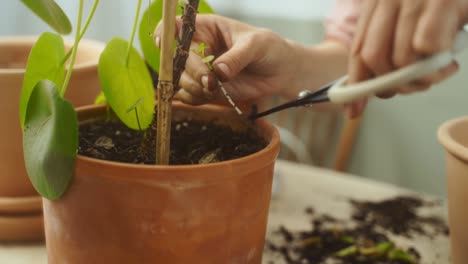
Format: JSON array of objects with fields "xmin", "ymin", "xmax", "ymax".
[
  {"xmin": 376, "ymin": 91, "xmax": 397, "ymax": 99},
  {"xmin": 184, "ymin": 48, "xmax": 218, "ymax": 91},
  {"xmin": 346, "ymin": 0, "xmax": 378, "ymax": 119},
  {"xmin": 348, "ymin": 0, "xmax": 377, "ymax": 102},
  {"xmin": 350, "ymin": 0, "xmax": 378, "ymax": 55},
  {"xmin": 212, "ymin": 31, "xmax": 267, "ymax": 81},
  {"xmin": 396, "ymin": 82, "xmax": 431, "ymax": 94},
  {"xmin": 392, "ymin": 0, "xmax": 424, "ymax": 67},
  {"xmin": 360, "ymin": 0, "xmax": 400, "ymax": 75},
  {"xmin": 414, "ymin": 0, "xmax": 459, "ymax": 54},
  {"xmin": 179, "ymin": 72, "xmax": 205, "ymax": 98},
  {"xmin": 154, "ymin": 16, "xmax": 183, "ymax": 48},
  {"xmin": 345, "ymin": 99, "xmax": 368, "ymax": 119},
  {"xmin": 174, "ymin": 88, "xmax": 209, "ymax": 105}
]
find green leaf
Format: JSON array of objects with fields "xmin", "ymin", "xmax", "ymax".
[
  {"xmin": 375, "ymin": 242, "xmax": 394, "ymax": 256},
  {"xmin": 20, "ymin": 32, "xmax": 66, "ymax": 129},
  {"xmin": 336, "ymin": 245, "xmax": 358, "ymax": 257},
  {"xmin": 98, "ymin": 38, "xmax": 155, "ymax": 130},
  {"xmin": 94, "ymin": 91, "xmax": 107, "ymax": 105},
  {"xmin": 388, "ymin": 249, "xmax": 416, "ymax": 264},
  {"xmin": 198, "ymin": 42, "xmax": 208, "ymax": 57},
  {"xmin": 23, "ymin": 80, "xmax": 78, "ymax": 200},
  {"xmin": 340, "ymin": 236, "xmax": 355, "ymax": 244},
  {"xmin": 139, "ymin": 0, "xmax": 214, "ymax": 72},
  {"xmin": 20, "ymin": 0, "xmax": 72, "ymax": 34},
  {"xmin": 201, "ymin": 55, "xmax": 215, "ymax": 64}
]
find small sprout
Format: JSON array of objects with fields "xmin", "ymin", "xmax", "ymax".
[
  {"xmin": 335, "ymin": 245, "xmax": 358, "ymax": 257},
  {"xmin": 126, "ymin": 97, "xmax": 144, "ymax": 131},
  {"xmin": 175, "ymin": 124, "xmax": 181, "ymax": 131},
  {"xmin": 295, "ymin": 236, "xmax": 321, "ymax": 248},
  {"xmin": 191, "ymin": 42, "xmax": 243, "ymax": 115},
  {"xmin": 375, "ymin": 242, "xmax": 394, "ymax": 256},
  {"xmin": 115, "ymin": 130, "xmax": 121, "ymax": 136},
  {"xmin": 388, "ymin": 248, "xmax": 417, "ymax": 264},
  {"xmin": 198, "ymin": 42, "xmax": 208, "ymax": 57},
  {"xmin": 182, "ymin": 121, "xmax": 188, "ymax": 127},
  {"xmin": 341, "ymin": 236, "xmax": 355, "ymax": 244},
  {"xmin": 201, "ymin": 55, "xmax": 215, "ymax": 64}
]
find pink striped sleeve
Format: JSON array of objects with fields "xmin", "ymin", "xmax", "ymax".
[{"xmin": 324, "ymin": 0, "xmax": 362, "ymax": 47}]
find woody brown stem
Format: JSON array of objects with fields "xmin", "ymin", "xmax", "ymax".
[
  {"xmin": 155, "ymin": 0, "xmax": 178, "ymax": 165},
  {"xmin": 173, "ymin": 0, "xmax": 200, "ymax": 93}
]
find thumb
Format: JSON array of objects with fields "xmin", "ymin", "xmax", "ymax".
[{"xmin": 212, "ymin": 39, "xmax": 258, "ymax": 81}]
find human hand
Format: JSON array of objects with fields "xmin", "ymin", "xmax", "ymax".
[
  {"xmin": 347, "ymin": 0, "xmax": 468, "ymax": 118},
  {"xmin": 154, "ymin": 14, "xmax": 303, "ymax": 105}
]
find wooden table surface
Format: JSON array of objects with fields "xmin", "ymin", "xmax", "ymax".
[{"xmin": 0, "ymin": 160, "xmax": 450, "ymax": 264}]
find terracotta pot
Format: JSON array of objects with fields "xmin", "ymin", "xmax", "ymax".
[
  {"xmin": 44, "ymin": 103, "xmax": 280, "ymax": 264},
  {"xmin": 438, "ymin": 116, "xmax": 468, "ymax": 264},
  {"xmin": 0, "ymin": 36, "xmax": 104, "ymax": 197}
]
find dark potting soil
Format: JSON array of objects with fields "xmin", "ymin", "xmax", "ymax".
[
  {"xmin": 267, "ymin": 196, "xmax": 448, "ymax": 264},
  {"xmin": 351, "ymin": 196, "xmax": 449, "ymax": 238},
  {"xmin": 78, "ymin": 118, "xmax": 266, "ymax": 165}
]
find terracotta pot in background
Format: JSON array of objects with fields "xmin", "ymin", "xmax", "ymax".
[
  {"xmin": 0, "ymin": 36, "xmax": 104, "ymax": 197},
  {"xmin": 438, "ymin": 116, "xmax": 468, "ymax": 264},
  {"xmin": 44, "ymin": 103, "xmax": 280, "ymax": 264}
]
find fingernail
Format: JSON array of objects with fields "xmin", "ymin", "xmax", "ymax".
[
  {"xmin": 215, "ymin": 63, "xmax": 230, "ymax": 78},
  {"xmin": 201, "ymin": 75, "xmax": 209, "ymax": 88},
  {"xmin": 155, "ymin": 36, "xmax": 161, "ymax": 48}
]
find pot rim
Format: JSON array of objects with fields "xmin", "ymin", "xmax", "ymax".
[
  {"xmin": 75, "ymin": 103, "xmax": 281, "ymax": 173},
  {"xmin": 438, "ymin": 116, "xmax": 468, "ymax": 161},
  {"xmin": 0, "ymin": 35, "xmax": 104, "ymax": 75}
]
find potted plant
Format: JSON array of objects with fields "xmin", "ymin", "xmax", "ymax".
[
  {"xmin": 21, "ymin": 0, "xmax": 280, "ymax": 263},
  {"xmin": 438, "ymin": 117, "xmax": 468, "ymax": 264},
  {"xmin": 0, "ymin": 0, "xmax": 103, "ymax": 241}
]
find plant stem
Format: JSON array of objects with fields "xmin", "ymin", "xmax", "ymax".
[
  {"xmin": 126, "ymin": 0, "xmax": 143, "ymax": 66},
  {"xmin": 135, "ymin": 108, "xmax": 142, "ymax": 131},
  {"xmin": 156, "ymin": 0, "xmax": 178, "ymax": 165},
  {"xmin": 60, "ymin": 0, "xmax": 84, "ymax": 97},
  {"xmin": 172, "ymin": 0, "xmax": 200, "ymax": 93},
  {"xmin": 60, "ymin": 0, "xmax": 100, "ymax": 66}
]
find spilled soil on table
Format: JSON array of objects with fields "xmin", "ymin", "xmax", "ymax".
[
  {"xmin": 267, "ymin": 196, "xmax": 448, "ymax": 264},
  {"xmin": 78, "ymin": 118, "xmax": 266, "ymax": 165}
]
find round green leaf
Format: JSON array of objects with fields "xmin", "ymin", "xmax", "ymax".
[
  {"xmin": 139, "ymin": 0, "xmax": 214, "ymax": 72},
  {"xmin": 98, "ymin": 38, "xmax": 155, "ymax": 130},
  {"xmin": 23, "ymin": 80, "xmax": 78, "ymax": 200},
  {"xmin": 20, "ymin": 32, "xmax": 66, "ymax": 129},
  {"xmin": 20, "ymin": 0, "xmax": 72, "ymax": 34}
]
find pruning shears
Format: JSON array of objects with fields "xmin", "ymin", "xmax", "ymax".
[{"xmin": 249, "ymin": 28, "xmax": 468, "ymax": 120}]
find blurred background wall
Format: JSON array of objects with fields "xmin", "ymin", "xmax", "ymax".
[{"xmin": 1, "ymin": 1, "xmax": 467, "ymax": 197}]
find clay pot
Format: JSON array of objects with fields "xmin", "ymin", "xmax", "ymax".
[
  {"xmin": 43, "ymin": 103, "xmax": 280, "ymax": 264},
  {"xmin": 0, "ymin": 36, "xmax": 104, "ymax": 197},
  {"xmin": 438, "ymin": 117, "xmax": 468, "ymax": 264}
]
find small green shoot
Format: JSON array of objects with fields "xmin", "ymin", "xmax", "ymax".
[
  {"xmin": 388, "ymin": 248, "xmax": 417, "ymax": 264},
  {"xmin": 126, "ymin": 97, "xmax": 144, "ymax": 131},
  {"xmin": 336, "ymin": 245, "xmax": 358, "ymax": 257},
  {"xmin": 191, "ymin": 43, "xmax": 243, "ymax": 115},
  {"xmin": 340, "ymin": 236, "xmax": 355, "ymax": 244}
]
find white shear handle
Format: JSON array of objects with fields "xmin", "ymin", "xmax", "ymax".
[{"xmin": 328, "ymin": 29, "xmax": 468, "ymax": 104}]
